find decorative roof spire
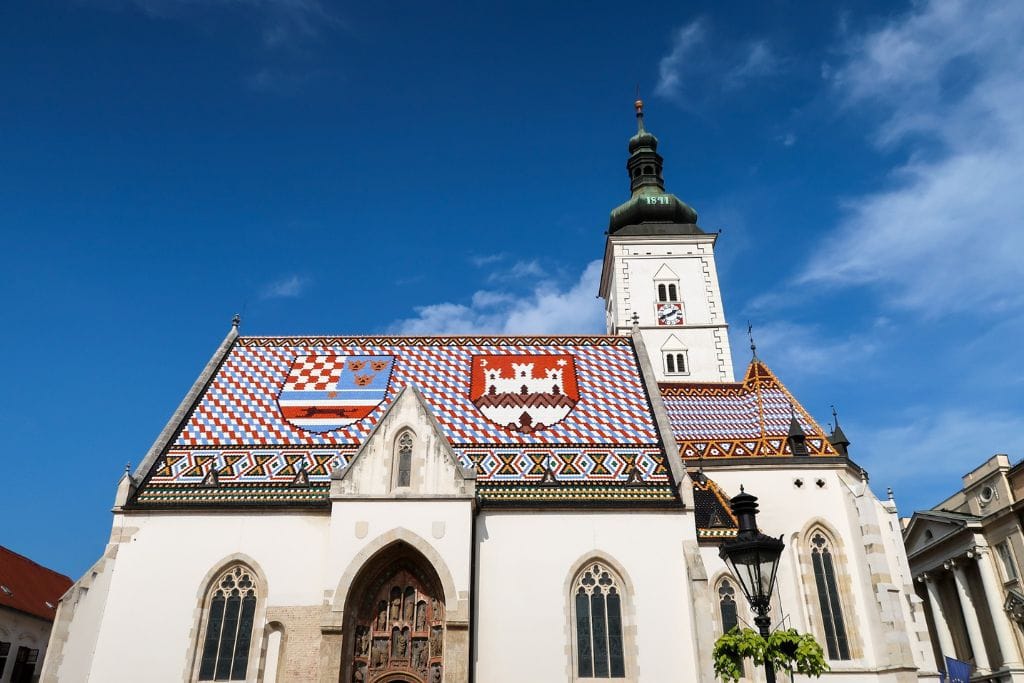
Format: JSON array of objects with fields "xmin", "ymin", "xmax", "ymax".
[
  {"xmin": 828, "ymin": 405, "xmax": 851, "ymax": 457},
  {"xmin": 608, "ymin": 99, "xmax": 701, "ymax": 235},
  {"xmin": 787, "ymin": 402, "xmax": 809, "ymax": 456},
  {"xmin": 747, "ymin": 321, "xmax": 758, "ymax": 360}
]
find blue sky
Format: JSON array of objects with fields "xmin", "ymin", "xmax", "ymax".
[{"xmin": 2, "ymin": 0, "xmax": 1022, "ymax": 577}]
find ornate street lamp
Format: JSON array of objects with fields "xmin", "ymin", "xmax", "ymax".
[{"xmin": 719, "ymin": 487, "xmax": 786, "ymax": 683}]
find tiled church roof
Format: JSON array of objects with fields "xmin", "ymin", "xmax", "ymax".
[
  {"xmin": 660, "ymin": 360, "xmax": 839, "ymax": 460},
  {"xmin": 134, "ymin": 335, "xmax": 675, "ymax": 506}
]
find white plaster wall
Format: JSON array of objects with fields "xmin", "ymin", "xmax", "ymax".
[
  {"xmin": 0, "ymin": 607, "xmax": 54, "ymax": 683},
  {"xmin": 474, "ymin": 510, "xmax": 699, "ymax": 682},
  {"xmin": 326, "ymin": 499, "xmax": 473, "ymax": 606},
  {"xmin": 46, "ymin": 553, "xmax": 116, "ymax": 683},
  {"xmin": 84, "ymin": 511, "xmax": 330, "ymax": 682}
]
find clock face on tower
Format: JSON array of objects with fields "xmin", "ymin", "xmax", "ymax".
[{"xmin": 656, "ymin": 303, "xmax": 684, "ymax": 326}]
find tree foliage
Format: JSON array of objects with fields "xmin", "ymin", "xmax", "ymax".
[{"xmin": 712, "ymin": 627, "xmax": 829, "ymax": 681}]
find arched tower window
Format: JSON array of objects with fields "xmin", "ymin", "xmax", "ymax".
[
  {"xmin": 809, "ymin": 531, "xmax": 851, "ymax": 660},
  {"xmin": 572, "ymin": 561, "xmax": 626, "ymax": 679},
  {"xmin": 396, "ymin": 432, "xmax": 413, "ymax": 488},
  {"xmin": 198, "ymin": 565, "xmax": 259, "ymax": 681}
]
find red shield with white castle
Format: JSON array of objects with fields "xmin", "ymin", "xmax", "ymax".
[{"xmin": 469, "ymin": 354, "xmax": 579, "ymax": 434}]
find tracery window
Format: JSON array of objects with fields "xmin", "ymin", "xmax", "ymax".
[
  {"xmin": 809, "ymin": 532, "xmax": 850, "ymax": 660},
  {"xmin": 198, "ymin": 565, "xmax": 258, "ymax": 681},
  {"xmin": 573, "ymin": 561, "xmax": 625, "ymax": 679},
  {"xmin": 396, "ymin": 432, "xmax": 413, "ymax": 488},
  {"xmin": 351, "ymin": 566, "xmax": 444, "ymax": 683},
  {"xmin": 718, "ymin": 579, "xmax": 740, "ymax": 633}
]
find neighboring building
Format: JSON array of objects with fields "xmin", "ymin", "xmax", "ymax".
[
  {"xmin": 0, "ymin": 546, "xmax": 72, "ymax": 683},
  {"xmin": 44, "ymin": 102, "xmax": 938, "ymax": 682},
  {"xmin": 905, "ymin": 454, "xmax": 1024, "ymax": 681}
]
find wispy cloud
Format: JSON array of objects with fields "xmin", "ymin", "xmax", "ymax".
[
  {"xmin": 260, "ymin": 274, "xmax": 309, "ymax": 299},
  {"xmin": 855, "ymin": 408, "xmax": 1024, "ymax": 505},
  {"xmin": 732, "ymin": 319, "xmax": 883, "ymax": 381},
  {"xmin": 469, "ymin": 252, "xmax": 506, "ymax": 267},
  {"xmin": 99, "ymin": 0, "xmax": 342, "ymax": 49},
  {"xmin": 803, "ymin": 0, "xmax": 1024, "ymax": 317},
  {"xmin": 656, "ymin": 19, "xmax": 780, "ymax": 103},
  {"xmin": 392, "ymin": 261, "xmax": 604, "ymax": 335},
  {"xmin": 486, "ymin": 259, "xmax": 546, "ymax": 284}
]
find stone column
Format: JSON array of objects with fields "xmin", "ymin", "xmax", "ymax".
[
  {"xmin": 950, "ymin": 559, "xmax": 992, "ymax": 670},
  {"xmin": 975, "ymin": 547, "xmax": 1023, "ymax": 668},
  {"xmin": 923, "ymin": 573, "xmax": 957, "ymax": 662}
]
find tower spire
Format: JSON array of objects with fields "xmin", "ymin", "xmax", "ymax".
[
  {"xmin": 829, "ymin": 405, "xmax": 851, "ymax": 457},
  {"xmin": 608, "ymin": 99, "xmax": 700, "ymax": 235}
]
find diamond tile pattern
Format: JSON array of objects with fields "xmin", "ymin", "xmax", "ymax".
[{"xmin": 138, "ymin": 336, "xmax": 671, "ymax": 503}]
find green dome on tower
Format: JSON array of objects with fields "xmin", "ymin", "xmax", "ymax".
[{"xmin": 608, "ymin": 100, "xmax": 702, "ymax": 236}]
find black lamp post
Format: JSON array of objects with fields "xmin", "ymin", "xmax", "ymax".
[{"xmin": 718, "ymin": 487, "xmax": 785, "ymax": 683}]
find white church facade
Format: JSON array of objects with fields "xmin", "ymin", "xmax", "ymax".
[{"xmin": 43, "ymin": 102, "xmax": 940, "ymax": 682}]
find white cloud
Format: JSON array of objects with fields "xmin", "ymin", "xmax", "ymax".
[
  {"xmin": 854, "ymin": 408, "xmax": 1024, "ymax": 509},
  {"xmin": 392, "ymin": 261, "xmax": 604, "ymax": 335},
  {"xmin": 469, "ymin": 252, "xmax": 506, "ymax": 267},
  {"xmin": 724, "ymin": 41, "xmax": 779, "ymax": 89},
  {"xmin": 731, "ymin": 319, "xmax": 882, "ymax": 380},
  {"xmin": 655, "ymin": 20, "xmax": 708, "ymax": 100},
  {"xmin": 260, "ymin": 274, "xmax": 309, "ymax": 299},
  {"xmin": 804, "ymin": 0, "xmax": 1024, "ymax": 316},
  {"xmin": 486, "ymin": 259, "xmax": 546, "ymax": 283},
  {"xmin": 656, "ymin": 20, "xmax": 779, "ymax": 102}
]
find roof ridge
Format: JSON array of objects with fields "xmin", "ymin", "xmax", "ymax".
[{"xmin": 0, "ymin": 545, "xmax": 72, "ymax": 582}]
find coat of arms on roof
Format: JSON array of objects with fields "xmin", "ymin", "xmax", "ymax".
[
  {"xmin": 469, "ymin": 354, "xmax": 579, "ymax": 434},
  {"xmin": 277, "ymin": 355, "xmax": 395, "ymax": 433}
]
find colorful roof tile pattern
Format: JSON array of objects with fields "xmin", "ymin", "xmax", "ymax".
[
  {"xmin": 692, "ymin": 476, "xmax": 738, "ymax": 539},
  {"xmin": 660, "ymin": 360, "xmax": 839, "ymax": 460},
  {"xmin": 135, "ymin": 336, "xmax": 675, "ymax": 506},
  {"xmin": 0, "ymin": 546, "xmax": 72, "ymax": 621}
]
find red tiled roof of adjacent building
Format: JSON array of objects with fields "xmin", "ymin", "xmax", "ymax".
[{"xmin": 0, "ymin": 546, "xmax": 72, "ymax": 621}]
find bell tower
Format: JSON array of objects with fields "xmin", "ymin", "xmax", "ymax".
[{"xmin": 598, "ymin": 100, "xmax": 734, "ymax": 382}]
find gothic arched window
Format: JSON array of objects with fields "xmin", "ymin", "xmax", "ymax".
[
  {"xmin": 573, "ymin": 561, "xmax": 626, "ymax": 679},
  {"xmin": 657, "ymin": 284, "xmax": 667, "ymax": 302},
  {"xmin": 809, "ymin": 532, "xmax": 851, "ymax": 660},
  {"xmin": 718, "ymin": 579, "xmax": 739, "ymax": 633},
  {"xmin": 396, "ymin": 432, "xmax": 413, "ymax": 488},
  {"xmin": 198, "ymin": 565, "xmax": 258, "ymax": 681},
  {"xmin": 667, "ymin": 284, "xmax": 678, "ymax": 302}
]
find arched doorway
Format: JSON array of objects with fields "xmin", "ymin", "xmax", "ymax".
[{"xmin": 344, "ymin": 543, "xmax": 445, "ymax": 683}]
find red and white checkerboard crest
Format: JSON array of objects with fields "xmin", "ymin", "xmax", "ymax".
[
  {"xmin": 277, "ymin": 355, "xmax": 394, "ymax": 433},
  {"xmin": 469, "ymin": 354, "xmax": 579, "ymax": 434}
]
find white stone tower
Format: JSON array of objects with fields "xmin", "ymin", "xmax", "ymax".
[{"xmin": 598, "ymin": 100, "xmax": 734, "ymax": 382}]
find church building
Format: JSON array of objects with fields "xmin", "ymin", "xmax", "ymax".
[{"xmin": 43, "ymin": 102, "xmax": 939, "ymax": 682}]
